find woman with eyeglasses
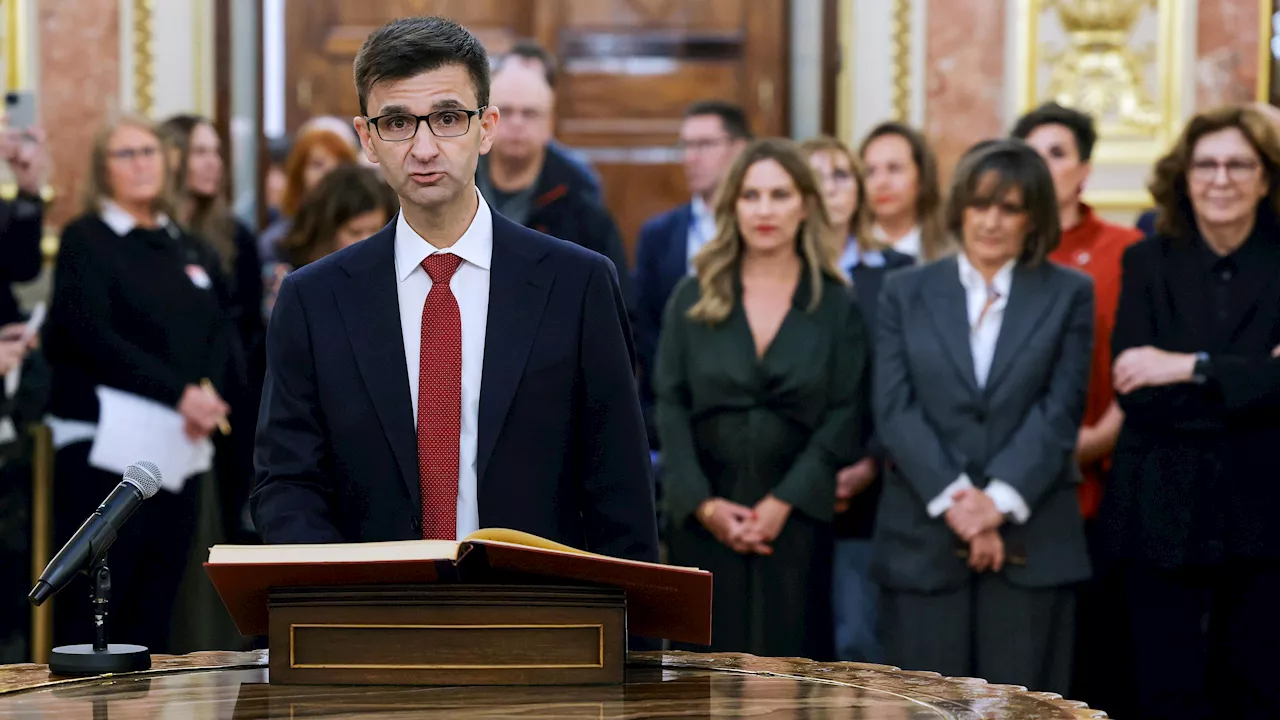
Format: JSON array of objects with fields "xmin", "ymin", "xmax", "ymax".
[
  {"xmin": 800, "ymin": 135, "xmax": 911, "ymax": 664},
  {"xmin": 43, "ymin": 115, "xmax": 236, "ymax": 654},
  {"xmin": 1102, "ymin": 105, "xmax": 1280, "ymax": 720}
]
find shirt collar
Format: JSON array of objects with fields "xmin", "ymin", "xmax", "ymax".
[
  {"xmin": 873, "ymin": 224, "xmax": 921, "ymax": 257},
  {"xmin": 690, "ymin": 196, "xmax": 714, "ymax": 225},
  {"xmin": 957, "ymin": 252, "xmax": 1015, "ymax": 297},
  {"xmin": 100, "ymin": 199, "xmax": 171, "ymax": 237},
  {"xmin": 395, "ymin": 188, "xmax": 494, "ymax": 282},
  {"xmin": 839, "ymin": 237, "xmax": 885, "ymax": 270}
]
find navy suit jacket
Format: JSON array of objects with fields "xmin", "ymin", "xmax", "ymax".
[
  {"xmin": 251, "ymin": 213, "xmax": 660, "ymax": 566},
  {"xmin": 1136, "ymin": 209, "xmax": 1157, "ymax": 237},
  {"xmin": 633, "ymin": 203, "xmax": 693, "ymax": 440}
]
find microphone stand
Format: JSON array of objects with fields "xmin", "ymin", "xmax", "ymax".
[{"xmin": 48, "ymin": 552, "xmax": 151, "ymax": 676}]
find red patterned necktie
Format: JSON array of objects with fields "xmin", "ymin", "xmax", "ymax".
[{"xmin": 417, "ymin": 253, "xmax": 464, "ymax": 540}]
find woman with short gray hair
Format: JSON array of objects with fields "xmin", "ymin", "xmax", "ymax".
[{"xmin": 870, "ymin": 139, "xmax": 1093, "ymax": 694}]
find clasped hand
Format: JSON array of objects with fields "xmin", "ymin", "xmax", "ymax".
[
  {"xmin": 946, "ymin": 488, "xmax": 1006, "ymax": 573},
  {"xmin": 698, "ymin": 495, "xmax": 791, "ymax": 555}
]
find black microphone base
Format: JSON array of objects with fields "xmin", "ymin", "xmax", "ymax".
[{"xmin": 49, "ymin": 643, "xmax": 151, "ymax": 676}]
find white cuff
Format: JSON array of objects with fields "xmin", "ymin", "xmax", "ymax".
[
  {"xmin": 927, "ymin": 474, "xmax": 975, "ymax": 518},
  {"xmin": 984, "ymin": 480, "xmax": 1031, "ymax": 524}
]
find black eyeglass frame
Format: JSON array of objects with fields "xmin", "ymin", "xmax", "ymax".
[{"xmin": 365, "ymin": 106, "xmax": 488, "ymax": 142}]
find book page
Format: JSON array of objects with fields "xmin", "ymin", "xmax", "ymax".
[{"xmin": 207, "ymin": 539, "xmax": 460, "ymax": 565}]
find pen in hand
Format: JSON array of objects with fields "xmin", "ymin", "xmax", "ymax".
[{"xmin": 201, "ymin": 378, "xmax": 231, "ymax": 435}]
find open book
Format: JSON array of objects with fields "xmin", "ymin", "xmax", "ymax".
[{"xmin": 205, "ymin": 528, "xmax": 712, "ymax": 645}]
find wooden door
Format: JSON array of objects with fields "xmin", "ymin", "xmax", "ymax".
[
  {"xmin": 534, "ymin": 0, "xmax": 790, "ymax": 262},
  {"xmin": 285, "ymin": 0, "xmax": 536, "ymax": 129},
  {"xmin": 282, "ymin": 0, "xmax": 792, "ymax": 264}
]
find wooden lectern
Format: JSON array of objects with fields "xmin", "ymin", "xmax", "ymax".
[{"xmin": 205, "ymin": 529, "xmax": 711, "ymax": 686}]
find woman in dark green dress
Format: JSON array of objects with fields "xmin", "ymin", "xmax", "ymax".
[{"xmin": 655, "ymin": 138, "xmax": 869, "ymax": 659}]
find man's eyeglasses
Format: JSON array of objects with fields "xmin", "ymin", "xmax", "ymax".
[
  {"xmin": 678, "ymin": 136, "xmax": 733, "ymax": 153},
  {"xmin": 366, "ymin": 107, "xmax": 486, "ymax": 142},
  {"xmin": 1189, "ymin": 157, "xmax": 1262, "ymax": 183}
]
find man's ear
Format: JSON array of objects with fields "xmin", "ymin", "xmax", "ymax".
[
  {"xmin": 353, "ymin": 116, "xmax": 380, "ymax": 165},
  {"xmin": 478, "ymin": 105, "xmax": 500, "ymax": 156}
]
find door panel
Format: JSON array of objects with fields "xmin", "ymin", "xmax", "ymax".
[{"xmin": 282, "ymin": 0, "xmax": 790, "ymax": 264}]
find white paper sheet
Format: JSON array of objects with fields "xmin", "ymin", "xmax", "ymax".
[{"xmin": 87, "ymin": 386, "xmax": 214, "ymax": 494}]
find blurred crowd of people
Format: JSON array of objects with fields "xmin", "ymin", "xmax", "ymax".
[{"xmin": 2, "ymin": 37, "xmax": 1279, "ymax": 720}]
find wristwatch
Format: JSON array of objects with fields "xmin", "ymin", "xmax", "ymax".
[{"xmin": 1192, "ymin": 352, "xmax": 1211, "ymax": 384}]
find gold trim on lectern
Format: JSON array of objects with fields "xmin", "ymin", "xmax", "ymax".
[{"xmin": 288, "ymin": 623, "xmax": 607, "ymax": 670}]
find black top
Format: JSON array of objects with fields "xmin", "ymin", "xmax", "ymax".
[
  {"xmin": 1103, "ymin": 211, "xmax": 1280, "ymax": 567},
  {"xmin": 476, "ymin": 150, "xmax": 635, "ymax": 317},
  {"xmin": 44, "ymin": 213, "xmax": 234, "ymax": 423},
  {"xmin": 832, "ymin": 247, "xmax": 915, "ymax": 539},
  {"xmin": 0, "ymin": 192, "xmax": 47, "ymax": 325}
]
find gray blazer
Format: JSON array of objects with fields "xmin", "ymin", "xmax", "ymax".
[{"xmin": 870, "ymin": 256, "xmax": 1094, "ymax": 592}]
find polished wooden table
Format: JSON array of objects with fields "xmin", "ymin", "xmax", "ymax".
[{"xmin": 0, "ymin": 650, "xmax": 1106, "ymax": 718}]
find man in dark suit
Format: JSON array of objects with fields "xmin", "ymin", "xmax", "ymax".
[
  {"xmin": 474, "ymin": 60, "xmax": 633, "ymax": 311},
  {"xmin": 0, "ymin": 120, "xmax": 46, "ymax": 326},
  {"xmin": 251, "ymin": 17, "xmax": 659, "ymax": 568},
  {"xmin": 633, "ymin": 101, "xmax": 751, "ymax": 444}
]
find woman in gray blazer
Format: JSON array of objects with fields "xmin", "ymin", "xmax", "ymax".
[{"xmin": 870, "ymin": 139, "xmax": 1094, "ymax": 694}]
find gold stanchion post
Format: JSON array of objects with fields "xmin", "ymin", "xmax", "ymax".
[{"xmin": 30, "ymin": 423, "xmax": 53, "ymax": 664}]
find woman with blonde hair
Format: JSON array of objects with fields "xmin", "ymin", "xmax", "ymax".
[
  {"xmin": 801, "ymin": 135, "xmax": 912, "ymax": 662},
  {"xmin": 43, "ymin": 115, "xmax": 236, "ymax": 653},
  {"xmin": 655, "ymin": 137, "xmax": 868, "ymax": 659}
]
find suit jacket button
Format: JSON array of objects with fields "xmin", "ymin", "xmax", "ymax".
[
  {"xmin": 411, "ymin": 518, "xmax": 421, "ymax": 533},
  {"xmin": 974, "ymin": 410, "xmax": 986, "ymax": 423}
]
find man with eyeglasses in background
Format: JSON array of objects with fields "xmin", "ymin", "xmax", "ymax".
[
  {"xmin": 633, "ymin": 101, "xmax": 751, "ymax": 448},
  {"xmin": 473, "ymin": 58, "xmax": 633, "ymax": 311}
]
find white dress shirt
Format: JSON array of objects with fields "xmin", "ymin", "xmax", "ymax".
[
  {"xmin": 838, "ymin": 237, "xmax": 886, "ymax": 274},
  {"xmin": 925, "ymin": 254, "xmax": 1030, "ymax": 524},
  {"xmin": 394, "ymin": 189, "xmax": 492, "ymax": 540},
  {"xmin": 873, "ymin": 223, "xmax": 922, "ymax": 260},
  {"xmin": 686, "ymin": 195, "xmax": 716, "ymax": 273}
]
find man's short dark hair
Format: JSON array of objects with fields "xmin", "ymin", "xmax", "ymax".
[
  {"xmin": 683, "ymin": 100, "xmax": 752, "ymax": 140},
  {"xmin": 354, "ymin": 17, "xmax": 491, "ymax": 116},
  {"xmin": 500, "ymin": 40, "xmax": 558, "ymax": 88},
  {"xmin": 1010, "ymin": 102, "xmax": 1098, "ymax": 162}
]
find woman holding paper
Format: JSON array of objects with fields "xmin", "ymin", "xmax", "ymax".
[{"xmin": 43, "ymin": 115, "xmax": 235, "ymax": 654}]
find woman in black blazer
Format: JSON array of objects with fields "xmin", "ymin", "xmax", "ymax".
[
  {"xmin": 802, "ymin": 135, "xmax": 912, "ymax": 663},
  {"xmin": 44, "ymin": 116, "xmax": 234, "ymax": 654},
  {"xmin": 1103, "ymin": 105, "xmax": 1280, "ymax": 720}
]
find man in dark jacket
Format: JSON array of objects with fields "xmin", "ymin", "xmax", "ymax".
[
  {"xmin": 476, "ymin": 62, "xmax": 634, "ymax": 309},
  {"xmin": 0, "ymin": 122, "xmax": 46, "ymax": 326}
]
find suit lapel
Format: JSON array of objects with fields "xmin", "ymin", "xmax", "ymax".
[
  {"xmin": 985, "ymin": 262, "xmax": 1053, "ymax": 393},
  {"xmin": 477, "ymin": 215, "xmax": 552, "ymax": 486},
  {"xmin": 333, "ymin": 226, "xmax": 420, "ymax": 506},
  {"xmin": 923, "ymin": 258, "xmax": 979, "ymax": 394}
]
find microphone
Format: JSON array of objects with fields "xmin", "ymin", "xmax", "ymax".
[{"xmin": 29, "ymin": 462, "xmax": 162, "ymax": 606}]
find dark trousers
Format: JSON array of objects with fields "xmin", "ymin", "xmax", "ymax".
[
  {"xmin": 1125, "ymin": 560, "xmax": 1280, "ymax": 720},
  {"xmin": 1071, "ymin": 518, "xmax": 1135, "ymax": 718},
  {"xmin": 881, "ymin": 572, "xmax": 1075, "ymax": 696},
  {"xmin": 51, "ymin": 442, "xmax": 198, "ymax": 654}
]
